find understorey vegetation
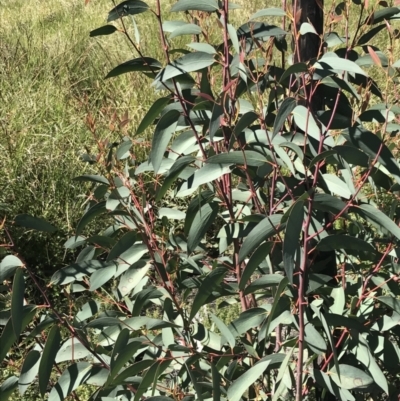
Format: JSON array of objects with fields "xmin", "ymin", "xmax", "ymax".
[{"xmin": 1, "ymin": 0, "xmax": 400, "ymax": 400}]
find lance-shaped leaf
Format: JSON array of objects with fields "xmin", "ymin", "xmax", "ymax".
[
  {"xmin": 0, "ymin": 306, "xmax": 37, "ymax": 364},
  {"xmin": 207, "ymin": 150, "xmax": 269, "ymax": 167},
  {"xmin": 19, "ymin": 350, "xmax": 41, "ymax": 395},
  {"xmin": 239, "ymin": 214, "xmax": 284, "ymax": 263},
  {"xmin": 187, "ymin": 202, "xmax": 219, "ymax": 254},
  {"xmin": 11, "ymin": 267, "xmax": 24, "ymax": 339},
  {"xmin": 136, "ymin": 96, "xmax": 171, "ymax": 135},
  {"xmin": 39, "ymin": 325, "xmax": 61, "ymax": 397},
  {"xmin": 171, "ymin": 0, "xmax": 219, "ymax": 12},
  {"xmin": 107, "ymin": 0, "xmax": 149, "ymax": 22},
  {"xmin": 15, "ymin": 214, "xmax": 57, "ymax": 233},
  {"xmin": 345, "ymin": 126, "xmax": 400, "ymax": 185},
  {"xmin": 76, "ymin": 201, "xmax": 106, "ymax": 237},
  {"xmin": 56, "ymin": 338, "xmax": 92, "ymax": 363},
  {"xmin": 239, "ymin": 242, "xmax": 273, "ymax": 290},
  {"xmin": 106, "ymin": 57, "xmax": 162, "ymax": 79},
  {"xmin": 0, "ymin": 255, "xmax": 23, "ymax": 282},
  {"xmin": 48, "ymin": 362, "xmax": 93, "ymax": 401},
  {"xmin": 292, "ymin": 105, "xmax": 321, "ymax": 140},
  {"xmin": 156, "ymin": 52, "xmax": 214, "ymax": 82},
  {"xmin": 227, "ymin": 358, "xmax": 272, "ymax": 401},
  {"xmin": 170, "ymin": 23, "xmax": 202, "ymax": 39},
  {"xmin": 177, "ymin": 163, "xmax": 232, "ymax": 197},
  {"xmin": 250, "ymin": 7, "xmax": 286, "ymax": 19},
  {"xmin": 351, "ymin": 203, "xmax": 400, "ymax": 241},
  {"xmin": 156, "ymin": 155, "xmax": 195, "ymax": 201},
  {"xmin": 273, "ymin": 97, "xmax": 296, "ymax": 138},
  {"xmin": 314, "ymin": 54, "xmax": 368, "ymax": 76},
  {"xmin": 317, "ymin": 235, "xmax": 376, "ymax": 253},
  {"xmin": 210, "ymin": 313, "xmax": 236, "ymax": 349},
  {"xmin": 189, "ymin": 267, "xmax": 226, "ymax": 321},
  {"xmin": 151, "ymin": 109, "xmax": 180, "ymax": 173},
  {"xmin": 90, "ymin": 25, "xmax": 118, "ymax": 37},
  {"xmin": 0, "ymin": 376, "xmax": 18, "ymax": 401},
  {"xmin": 283, "ymin": 200, "xmax": 304, "ymax": 284},
  {"xmin": 328, "ymin": 364, "xmax": 373, "ymax": 390}
]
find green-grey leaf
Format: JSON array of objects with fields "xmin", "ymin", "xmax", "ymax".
[
  {"xmin": 227, "ymin": 358, "xmax": 271, "ymax": 401},
  {"xmin": 106, "ymin": 57, "xmax": 162, "ymax": 79},
  {"xmin": 273, "ymin": 97, "xmax": 296, "ymax": 138},
  {"xmin": 76, "ymin": 201, "xmax": 106, "ymax": 237},
  {"xmin": 210, "ymin": 313, "xmax": 236, "ymax": 348},
  {"xmin": 171, "ymin": 0, "xmax": 219, "ymax": 12},
  {"xmin": 329, "ymin": 364, "xmax": 373, "ymax": 390},
  {"xmin": 15, "ymin": 214, "xmax": 57, "ymax": 233},
  {"xmin": 74, "ymin": 175, "xmax": 109, "ymax": 185},
  {"xmin": 0, "ymin": 376, "xmax": 18, "ymax": 401},
  {"xmin": 90, "ymin": 25, "xmax": 117, "ymax": 37},
  {"xmin": 39, "ymin": 325, "xmax": 61, "ymax": 397},
  {"xmin": 283, "ymin": 200, "xmax": 304, "ymax": 284},
  {"xmin": 19, "ymin": 350, "xmax": 41, "ymax": 395},
  {"xmin": 136, "ymin": 96, "xmax": 171, "ymax": 135},
  {"xmin": 189, "ymin": 267, "xmax": 226, "ymax": 321},
  {"xmin": 239, "ymin": 214, "xmax": 284, "ymax": 263},
  {"xmin": 11, "ymin": 267, "xmax": 24, "ymax": 339},
  {"xmin": 170, "ymin": 23, "xmax": 202, "ymax": 39},
  {"xmin": 250, "ymin": 8, "xmax": 286, "ymax": 19},
  {"xmin": 315, "ymin": 55, "xmax": 368, "ymax": 77},
  {"xmin": 48, "ymin": 362, "xmax": 92, "ymax": 401},
  {"xmin": 240, "ymin": 242, "xmax": 273, "ymax": 290},
  {"xmin": 151, "ymin": 109, "xmax": 180, "ymax": 173},
  {"xmin": 317, "ymin": 235, "xmax": 375, "ymax": 253},
  {"xmin": 156, "ymin": 52, "xmax": 214, "ymax": 82},
  {"xmin": 0, "ymin": 255, "xmax": 23, "ymax": 282},
  {"xmin": 207, "ymin": 150, "xmax": 268, "ymax": 167},
  {"xmin": 107, "ymin": 0, "xmax": 149, "ymax": 22}
]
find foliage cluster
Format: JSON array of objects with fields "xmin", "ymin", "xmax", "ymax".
[{"xmin": 1, "ymin": 0, "xmax": 400, "ymax": 400}]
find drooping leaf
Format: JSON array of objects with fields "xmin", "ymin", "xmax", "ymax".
[
  {"xmin": 304, "ymin": 321, "xmax": 327, "ymax": 355},
  {"xmin": 151, "ymin": 109, "xmax": 180, "ymax": 173},
  {"xmin": 56, "ymin": 338, "xmax": 92, "ymax": 363},
  {"xmin": 207, "ymin": 150, "xmax": 269, "ymax": 167},
  {"xmin": 189, "ymin": 267, "xmax": 226, "ymax": 321},
  {"xmin": 356, "ymin": 24, "xmax": 386, "ymax": 45},
  {"xmin": 367, "ymin": 7, "xmax": 400, "ymax": 25},
  {"xmin": 118, "ymin": 261, "xmax": 151, "ymax": 297},
  {"xmin": 75, "ymin": 201, "xmax": 106, "ymax": 237},
  {"xmin": 345, "ymin": 126, "xmax": 400, "ymax": 186},
  {"xmin": 107, "ymin": 231, "xmax": 137, "ymax": 262},
  {"xmin": 239, "ymin": 214, "xmax": 284, "ymax": 263},
  {"xmin": 177, "ymin": 163, "xmax": 232, "ymax": 197},
  {"xmin": 187, "ymin": 202, "xmax": 219, "ymax": 254},
  {"xmin": 90, "ymin": 264, "xmax": 117, "ymax": 291},
  {"xmin": 11, "ymin": 267, "xmax": 24, "ymax": 339},
  {"xmin": 90, "ymin": 25, "xmax": 118, "ymax": 37},
  {"xmin": 210, "ymin": 313, "xmax": 236, "ymax": 349},
  {"xmin": 15, "ymin": 214, "xmax": 57, "ymax": 233},
  {"xmin": 169, "ymin": 23, "xmax": 202, "ymax": 39},
  {"xmin": 134, "ymin": 359, "xmax": 172, "ymax": 401},
  {"xmin": 0, "ymin": 376, "xmax": 18, "ymax": 401},
  {"xmin": 106, "ymin": 57, "xmax": 162, "ymax": 79},
  {"xmin": 229, "ymin": 308, "xmax": 268, "ymax": 337},
  {"xmin": 171, "ymin": 0, "xmax": 219, "ymax": 12},
  {"xmin": 273, "ymin": 97, "xmax": 296, "ymax": 138},
  {"xmin": 187, "ymin": 42, "xmax": 216, "ymax": 54},
  {"xmin": 240, "ymin": 243, "xmax": 274, "ymax": 290},
  {"xmin": 19, "ymin": 350, "xmax": 41, "ymax": 395},
  {"xmin": 329, "ymin": 364, "xmax": 373, "ymax": 390},
  {"xmin": 283, "ymin": 200, "xmax": 304, "ymax": 284},
  {"xmin": 250, "ymin": 8, "xmax": 286, "ymax": 19},
  {"xmin": 314, "ymin": 54, "xmax": 368, "ymax": 76},
  {"xmin": 377, "ymin": 295, "xmax": 400, "ymax": 314},
  {"xmin": 116, "ymin": 138, "xmax": 132, "ymax": 160},
  {"xmin": 292, "ymin": 105, "xmax": 321, "ymax": 140},
  {"xmin": 136, "ymin": 96, "xmax": 171, "ymax": 135},
  {"xmin": 156, "ymin": 52, "xmax": 214, "ymax": 82},
  {"xmin": 39, "ymin": 325, "xmax": 61, "ymax": 397},
  {"xmin": 351, "ymin": 203, "xmax": 400, "ymax": 241},
  {"xmin": 227, "ymin": 358, "xmax": 272, "ymax": 401},
  {"xmin": 0, "ymin": 306, "xmax": 37, "ymax": 364},
  {"xmin": 107, "ymin": 0, "xmax": 149, "ymax": 22},
  {"xmin": 322, "ymin": 173, "xmax": 353, "ymax": 199},
  {"xmin": 74, "ymin": 175, "xmax": 109, "ymax": 185},
  {"xmin": 48, "ymin": 362, "xmax": 93, "ymax": 401},
  {"xmin": 244, "ymin": 274, "xmax": 284, "ymax": 295},
  {"xmin": 0, "ymin": 255, "xmax": 23, "ymax": 282},
  {"xmin": 317, "ymin": 235, "xmax": 376, "ymax": 253},
  {"xmin": 156, "ymin": 155, "xmax": 195, "ymax": 201}
]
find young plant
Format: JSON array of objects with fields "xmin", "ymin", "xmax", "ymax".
[{"xmin": 1, "ymin": 1, "xmax": 400, "ymax": 400}]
